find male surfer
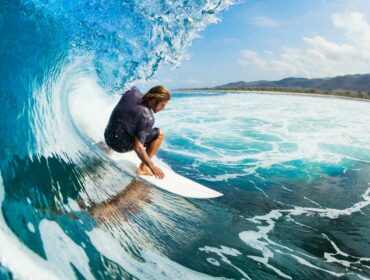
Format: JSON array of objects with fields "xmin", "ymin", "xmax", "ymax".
[{"xmin": 104, "ymin": 85, "xmax": 170, "ymax": 179}]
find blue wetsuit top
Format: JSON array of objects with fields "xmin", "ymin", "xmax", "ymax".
[{"xmin": 104, "ymin": 86, "xmax": 159, "ymax": 152}]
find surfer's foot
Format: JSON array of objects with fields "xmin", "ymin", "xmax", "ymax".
[
  {"xmin": 136, "ymin": 164, "xmax": 153, "ymax": 176},
  {"xmin": 106, "ymin": 147, "xmax": 113, "ymax": 156}
]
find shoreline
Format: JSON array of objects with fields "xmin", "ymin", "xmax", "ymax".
[{"xmin": 173, "ymin": 89, "xmax": 370, "ymax": 103}]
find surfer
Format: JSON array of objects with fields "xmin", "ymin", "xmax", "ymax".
[{"xmin": 104, "ymin": 85, "xmax": 170, "ymax": 179}]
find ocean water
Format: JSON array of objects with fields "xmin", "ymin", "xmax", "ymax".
[{"xmin": 1, "ymin": 1, "xmax": 370, "ymax": 279}]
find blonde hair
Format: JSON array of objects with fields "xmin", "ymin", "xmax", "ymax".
[{"xmin": 142, "ymin": 85, "xmax": 171, "ymax": 104}]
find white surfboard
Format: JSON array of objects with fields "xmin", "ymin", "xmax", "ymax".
[{"xmin": 110, "ymin": 151, "xmax": 223, "ymax": 199}]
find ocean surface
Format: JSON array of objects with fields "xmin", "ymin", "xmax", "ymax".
[{"xmin": 1, "ymin": 1, "xmax": 370, "ymax": 279}]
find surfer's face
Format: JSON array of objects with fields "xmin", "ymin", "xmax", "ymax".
[{"xmin": 153, "ymin": 100, "xmax": 168, "ymax": 113}]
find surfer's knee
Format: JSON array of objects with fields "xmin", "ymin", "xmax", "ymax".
[{"xmin": 158, "ymin": 129, "xmax": 164, "ymax": 140}]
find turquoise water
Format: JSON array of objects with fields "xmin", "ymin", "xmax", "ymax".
[
  {"xmin": 4, "ymin": 85, "xmax": 370, "ymax": 279},
  {"xmin": 1, "ymin": 0, "xmax": 370, "ymax": 279}
]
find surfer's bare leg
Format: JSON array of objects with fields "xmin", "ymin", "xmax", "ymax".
[{"xmin": 137, "ymin": 129, "xmax": 164, "ymax": 176}]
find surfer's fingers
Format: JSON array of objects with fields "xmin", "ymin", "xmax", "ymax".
[
  {"xmin": 160, "ymin": 168, "xmax": 165, "ymax": 179},
  {"xmin": 155, "ymin": 172, "xmax": 163, "ymax": 179},
  {"xmin": 152, "ymin": 166, "xmax": 163, "ymax": 179},
  {"xmin": 157, "ymin": 169, "xmax": 164, "ymax": 179}
]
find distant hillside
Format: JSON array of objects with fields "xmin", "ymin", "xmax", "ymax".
[{"xmin": 215, "ymin": 74, "xmax": 370, "ymax": 92}]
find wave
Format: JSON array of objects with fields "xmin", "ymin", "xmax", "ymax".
[
  {"xmin": 0, "ymin": 0, "xmax": 233, "ymax": 278},
  {"xmin": 1, "ymin": 1, "xmax": 370, "ymax": 279}
]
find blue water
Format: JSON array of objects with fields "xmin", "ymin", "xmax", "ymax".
[{"xmin": 1, "ymin": 1, "xmax": 370, "ymax": 279}]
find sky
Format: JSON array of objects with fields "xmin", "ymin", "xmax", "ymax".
[{"xmin": 138, "ymin": 0, "xmax": 370, "ymax": 89}]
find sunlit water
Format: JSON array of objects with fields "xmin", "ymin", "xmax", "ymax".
[
  {"xmin": 4, "ymin": 86, "xmax": 370, "ymax": 279},
  {"xmin": 1, "ymin": 1, "xmax": 369, "ymax": 279}
]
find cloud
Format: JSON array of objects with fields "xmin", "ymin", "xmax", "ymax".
[
  {"xmin": 239, "ymin": 50, "xmax": 267, "ymax": 68},
  {"xmin": 239, "ymin": 12, "xmax": 370, "ymax": 78},
  {"xmin": 250, "ymin": 16, "xmax": 281, "ymax": 27}
]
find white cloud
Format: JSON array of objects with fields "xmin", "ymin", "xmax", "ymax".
[
  {"xmin": 239, "ymin": 12, "xmax": 370, "ymax": 78},
  {"xmin": 239, "ymin": 50, "xmax": 267, "ymax": 68},
  {"xmin": 251, "ymin": 16, "xmax": 281, "ymax": 27},
  {"xmin": 332, "ymin": 12, "xmax": 370, "ymax": 43}
]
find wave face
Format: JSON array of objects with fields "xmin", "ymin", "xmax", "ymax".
[{"xmin": 1, "ymin": 1, "xmax": 370, "ymax": 279}]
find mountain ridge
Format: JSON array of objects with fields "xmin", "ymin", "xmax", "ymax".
[{"xmin": 214, "ymin": 74, "xmax": 370, "ymax": 92}]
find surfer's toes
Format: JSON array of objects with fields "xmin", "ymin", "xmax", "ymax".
[{"xmin": 136, "ymin": 167, "xmax": 153, "ymax": 176}]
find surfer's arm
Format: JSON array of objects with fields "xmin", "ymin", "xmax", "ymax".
[
  {"xmin": 133, "ymin": 138, "xmax": 153, "ymax": 168},
  {"xmin": 133, "ymin": 137, "xmax": 164, "ymax": 179}
]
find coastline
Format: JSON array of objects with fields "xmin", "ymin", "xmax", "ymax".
[{"xmin": 173, "ymin": 88, "xmax": 370, "ymax": 103}]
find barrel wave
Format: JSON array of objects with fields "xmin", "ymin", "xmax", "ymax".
[
  {"xmin": 0, "ymin": 0, "xmax": 233, "ymax": 278},
  {"xmin": 1, "ymin": 1, "xmax": 370, "ymax": 279}
]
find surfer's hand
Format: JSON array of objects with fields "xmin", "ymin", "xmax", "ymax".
[{"xmin": 151, "ymin": 165, "xmax": 165, "ymax": 179}]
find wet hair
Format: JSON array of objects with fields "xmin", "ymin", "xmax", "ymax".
[{"xmin": 142, "ymin": 85, "xmax": 171, "ymax": 104}]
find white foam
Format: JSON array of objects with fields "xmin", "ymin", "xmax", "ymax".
[
  {"xmin": 67, "ymin": 198, "xmax": 80, "ymax": 212},
  {"xmin": 239, "ymin": 186, "xmax": 370, "ymax": 278},
  {"xmin": 281, "ymin": 186, "xmax": 293, "ymax": 192},
  {"xmin": 27, "ymin": 223, "xmax": 35, "ymax": 233},
  {"xmin": 0, "ymin": 173, "xmax": 61, "ymax": 280},
  {"xmin": 206, "ymin": 258, "xmax": 220, "ymax": 266},
  {"xmin": 31, "ymin": 56, "xmax": 95, "ymax": 161},
  {"xmin": 248, "ymin": 255, "xmax": 291, "ymax": 279},
  {"xmin": 39, "ymin": 220, "xmax": 94, "ymax": 279},
  {"xmin": 303, "ymin": 196, "xmax": 321, "ymax": 207},
  {"xmin": 282, "ymin": 250, "xmax": 344, "ymax": 277},
  {"xmin": 88, "ymin": 228, "xmax": 216, "ymax": 280},
  {"xmin": 158, "ymin": 92, "xmax": 370, "ymax": 180},
  {"xmin": 322, "ymin": 233, "xmax": 370, "ymax": 269},
  {"xmin": 199, "ymin": 245, "xmax": 251, "ymax": 280}
]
